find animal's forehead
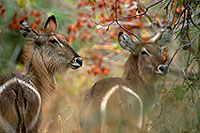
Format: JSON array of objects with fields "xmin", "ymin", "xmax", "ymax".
[
  {"xmin": 51, "ymin": 33, "xmax": 67, "ymax": 42},
  {"xmin": 141, "ymin": 43, "xmax": 160, "ymax": 53}
]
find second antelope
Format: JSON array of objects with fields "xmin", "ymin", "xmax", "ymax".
[
  {"xmin": 80, "ymin": 31, "xmax": 169, "ymax": 133},
  {"xmin": 0, "ymin": 15, "xmax": 82, "ymax": 133}
]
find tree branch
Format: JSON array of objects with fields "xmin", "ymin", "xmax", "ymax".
[
  {"xmin": 114, "ymin": 0, "xmax": 141, "ymax": 41},
  {"xmin": 168, "ymin": 31, "xmax": 200, "ymax": 66}
]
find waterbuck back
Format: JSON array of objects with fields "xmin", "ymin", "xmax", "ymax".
[
  {"xmin": 80, "ymin": 30, "xmax": 171, "ymax": 133},
  {"xmin": 0, "ymin": 15, "xmax": 82, "ymax": 133}
]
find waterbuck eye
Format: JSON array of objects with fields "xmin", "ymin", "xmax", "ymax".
[
  {"xmin": 141, "ymin": 48, "xmax": 151, "ymax": 56},
  {"xmin": 141, "ymin": 50, "xmax": 149, "ymax": 56},
  {"xmin": 50, "ymin": 39, "xmax": 58, "ymax": 44}
]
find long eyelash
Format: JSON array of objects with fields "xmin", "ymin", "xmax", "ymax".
[
  {"xmin": 50, "ymin": 37, "xmax": 64, "ymax": 47},
  {"xmin": 50, "ymin": 39, "xmax": 57, "ymax": 44},
  {"xmin": 141, "ymin": 51, "xmax": 148, "ymax": 55},
  {"xmin": 141, "ymin": 49, "xmax": 151, "ymax": 56}
]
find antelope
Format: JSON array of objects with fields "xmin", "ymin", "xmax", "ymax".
[
  {"xmin": 0, "ymin": 15, "xmax": 82, "ymax": 133},
  {"xmin": 79, "ymin": 31, "xmax": 170, "ymax": 133}
]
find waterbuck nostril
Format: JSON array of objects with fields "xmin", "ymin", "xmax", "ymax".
[
  {"xmin": 69, "ymin": 57, "xmax": 83, "ymax": 69},
  {"xmin": 158, "ymin": 65, "xmax": 164, "ymax": 72},
  {"xmin": 157, "ymin": 65, "xmax": 168, "ymax": 75},
  {"xmin": 75, "ymin": 57, "xmax": 83, "ymax": 67}
]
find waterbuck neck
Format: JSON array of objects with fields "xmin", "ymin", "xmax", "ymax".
[
  {"xmin": 24, "ymin": 45, "xmax": 56, "ymax": 101},
  {"xmin": 123, "ymin": 54, "xmax": 143, "ymax": 86},
  {"xmin": 123, "ymin": 54, "xmax": 157, "ymax": 102}
]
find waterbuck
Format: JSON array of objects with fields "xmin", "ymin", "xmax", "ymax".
[
  {"xmin": 80, "ymin": 31, "xmax": 170, "ymax": 133},
  {"xmin": 0, "ymin": 15, "xmax": 82, "ymax": 133}
]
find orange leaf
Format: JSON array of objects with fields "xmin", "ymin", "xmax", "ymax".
[
  {"xmin": 0, "ymin": 8, "xmax": 6, "ymax": 18},
  {"xmin": 176, "ymin": 7, "xmax": 180, "ymax": 13},
  {"xmin": 78, "ymin": 1, "xmax": 87, "ymax": 8},
  {"xmin": 87, "ymin": 22, "xmax": 93, "ymax": 28},
  {"xmin": 76, "ymin": 19, "xmax": 84, "ymax": 29},
  {"xmin": 136, "ymin": 21, "xmax": 145, "ymax": 28},
  {"xmin": 35, "ymin": 19, "xmax": 42, "ymax": 25},
  {"xmin": 35, "ymin": 12, "xmax": 42, "ymax": 17},
  {"xmin": 30, "ymin": 10, "xmax": 36, "ymax": 16},
  {"xmin": 67, "ymin": 35, "xmax": 75, "ymax": 43}
]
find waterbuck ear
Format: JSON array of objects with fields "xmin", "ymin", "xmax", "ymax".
[
  {"xmin": 19, "ymin": 20, "xmax": 39, "ymax": 40},
  {"xmin": 118, "ymin": 32, "xmax": 138, "ymax": 55},
  {"xmin": 155, "ymin": 26, "xmax": 173, "ymax": 46},
  {"xmin": 44, "ymin": 15, "xmax": 57, "ymax": 33}
]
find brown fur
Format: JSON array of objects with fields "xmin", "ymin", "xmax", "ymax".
[
  {"xmin": 80, "ymin": 32, "xmax": 168, "ymax": 133},
  {"xmin": 0, "ymin": 15, "xmax": 82, "ymax": 133}
]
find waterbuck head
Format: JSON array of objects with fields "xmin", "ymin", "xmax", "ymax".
[
  {"xmin": 19, "ymin": 15, "xmax": 82, "ymax": 74},
  {"xmin": 118, "ymin": 32, "xmax": 168, "ymax": 84}
]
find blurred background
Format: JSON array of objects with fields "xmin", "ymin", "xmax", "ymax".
[{"xmin": 0, "ymin": 0, "xmax": 200, "ymax": 132}]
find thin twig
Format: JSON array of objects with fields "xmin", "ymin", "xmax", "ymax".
[
  {"xmin": 189, "ymin": 14, "xmax": 200, "ymax": 31},
  {"xmin": 174, "ymin": 19, "xmax": 200, "ymax": 33},
  {"xmin": 147, "ymin": 104, "xmax": 164, "ymax": 131},
  {"xmin": 91, "ymin": 0, "xmax": 166, "ymax": 30},
  {"xmin": 152, "ymin": 0, "xmax": 168, "ymax": 25},
  {"xmin": 184, "ymin": 53, "xmax": 200, "ymax": 80},
  {"xmin": 173, "ymin": 9, "xmax": 187, "ymax": 40},
  {"xmin": 102, "ymin": 0, "xmax": 111, "ymax": 18},
  {"xmin": 168, "ymin": 31, "xmax": 200, "ymax": 66},
  {"xmin": 173, "ymin": 8, "xmax": 187, "ymax": 30},
  {"xmin": 165, "ymin": 73, "xmax": 182, "ymax": 96},
  {"xmin": 184, "ymin": 50, "xmax": 192, "ymax": 80},
  {"xmin": 165, "ymin": 0, "xmax": 173, "ymax": 26},
  {"xmin": 120, "ymin": 0, "xmax": 164, "ymax": 21},
  {"xmin": 198, "ymin": 32, "xmax": 200, "ymax": 53},
  {"xmin": 114, "ymin": 0, "xmax": 141, "ymax": 41},
  {"xmin": 68, "ymin": 106, "xmax": 80, "ymax": 133},
  {"xmin": 115, "ymin": 20, "xmax": 142, "ymax": 41},
  {"xmin": 91, "ymin": 20, "xmax": 115, "ymax": 28}
]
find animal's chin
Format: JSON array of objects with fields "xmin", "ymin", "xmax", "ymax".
[
  {"xmin": 155, "ymin": 71, "xmax": 167, "ymax": 76},
  {"xmin": 68, "ymin": 63, "xmax": 81, "ymax": 69}
]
